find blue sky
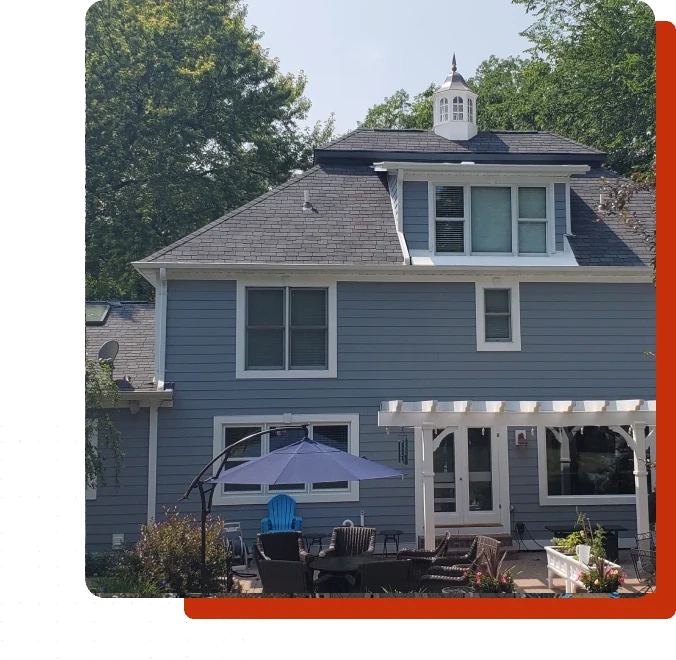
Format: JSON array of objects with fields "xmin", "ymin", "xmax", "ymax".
[{"xmin": 245, "ymin": 0, "xmax": 534, "ymax": 133}]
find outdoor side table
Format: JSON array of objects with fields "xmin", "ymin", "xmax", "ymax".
[
  {"xmin": 379, "ymin": 529, "xmax": 403, "ymax": 556},
  {"xmin": 303, "ymin": 533, "xmax": 328, "ymax": 553}
]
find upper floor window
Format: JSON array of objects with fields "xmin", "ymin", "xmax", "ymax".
[
  {"xmin": 452, "ymin": 96, "xmax": 464, "ymax": 121},
  {"xmin": 467, "ymin": 97, "xmax": 474, "ymax": 123},
  {"xmin": 475, "ymin": 280, "xmax": 521, "ymax": 351},
  {"xmin": 236, "ymin": 280, "xmax": 337, "ymax": 378},
  {"xmin": 431, "ymin": 184, "xmax": 550, "ymax": 256},
  {"xmin": 439, "ymin": 97, "xmax": 449, "ymax": 122}
]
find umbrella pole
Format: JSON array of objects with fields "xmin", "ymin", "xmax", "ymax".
[{"xmin": 198, "ymin": 483, "xmax": 208, "ymax": 597}]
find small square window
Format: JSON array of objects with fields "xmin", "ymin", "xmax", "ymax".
[{"xmin": 476, "ymin": 282, "xmax": 521, "ymax": 352}]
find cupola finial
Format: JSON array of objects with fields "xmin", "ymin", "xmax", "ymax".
[{"xmin": 452, "ymin": 53, "xmax": 457, "ymax": 73}]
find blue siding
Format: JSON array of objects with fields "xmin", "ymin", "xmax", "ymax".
[
  {"xmin": 554, "ymin": 183, "xmax": 567, "ymax": 251},
  {"xmin": 86, "ymin": 409, "xmax": 149, "ymax": 552},
  {"xmin": 402, "ymin": 181, "xmax": 428, "ymax": 250},
  {"xmin": 154, "ymin": 280, "xmax": 655, "ymax": 548}
]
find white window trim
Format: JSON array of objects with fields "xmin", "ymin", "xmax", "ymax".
[
  {"xmin": 439, "ymin": 97, "xmax": 449, "ymax": 123},
  {"xmin": 211, "ymin": 413, "xmax": 360, "ymax": 505},
  {"xmin": 86, "ymin": 420, "xmax": 98, "ymax": 500},
  {"xmin": 236, "ymin": 278, "xmax": 337, "ymax": 379},
  {"xmin": 428, "ymin": 181, "xmax": 555, "ymax": 258},
  {"xmin": 536, "ymin": 424, "xmax": 637, "ymax": 506},
  {"xmin": 475, "ymin": 278, "xmax": 521, "ymax": 352}
]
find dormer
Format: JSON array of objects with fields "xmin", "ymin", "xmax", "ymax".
[{"xmin": 433, "ymin": 55, "xmax": 478, "ymax": 141}]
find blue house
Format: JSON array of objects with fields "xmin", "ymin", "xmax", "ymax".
[{"xmin": 86, "ymin": 60, "xmax": 655, "ymax": 554}]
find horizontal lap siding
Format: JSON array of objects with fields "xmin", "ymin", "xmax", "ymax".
[
  {"xmin": 157, "ymin": 280, "xmax": 654, "ymax": 548},
  {"xmin": 554, "ymin": 183, "xmax": 567, "ymax": 251},
  {"xmin": 86, "ymin": 409, "xmax": 149, "ymax": 552},
  {"xmin": 402, "ymin": 181, "xmax": 428, "ymax": 250}
]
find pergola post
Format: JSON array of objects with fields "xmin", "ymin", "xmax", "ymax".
[
  {"xmin": 632, "ymin": 423, "xmax": 650, "ymax": 549},
  {"xmin": 421, "ymin": 425, "xmax": 436, "ymax": 551}
]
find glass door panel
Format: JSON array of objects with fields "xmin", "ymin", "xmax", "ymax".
[
  {"xmin": 467, "ymin": 427, "xmax": 493, "ymax": 512},
  {"xmin": 433, "ymin": 429, "xmax": 456, "ymax": 513}
]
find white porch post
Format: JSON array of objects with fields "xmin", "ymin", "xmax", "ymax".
[
  {"xmin": 421, "ymin": 425, "xmax": 436, "ymax": 551},
  {"xmin": 632, "ymin": 423, "xmax": 650, "ymax": 548},
  {"xmin": 646, "ymin": 428, "xmax": 656, "ymax": 491}
]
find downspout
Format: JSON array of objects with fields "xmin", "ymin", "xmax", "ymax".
[
  {"xmin": 147, "ymin": 403, "xmax": 159, "ymax": 525},
  {"xmin": 155, "ymin": 267, "xmax": 168, "ymax": 390}
]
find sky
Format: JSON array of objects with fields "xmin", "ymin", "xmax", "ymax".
[{"xmin": 244, "ymin": 0, "xmax": 534, "ymax": 134}]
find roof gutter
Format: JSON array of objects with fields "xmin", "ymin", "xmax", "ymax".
[
  {"xmin": 374, "ymin": 162, "xmax": 591, "ymax": 176},
  {"xmin": 154, "ymin": 267, "xmax": 168, "ymax": 390},
  {"xmin": 132, "ymin": 261, "xmax": 652, "ymax": 281}
]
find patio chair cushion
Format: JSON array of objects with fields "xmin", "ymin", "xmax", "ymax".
[
  {"xmin": 255, "ymin": 531, "xmax": 309, "ymax": 562},
  {"xmin": 360, "ymin": 559, "xmax": 411, "ymax": 593},
  {"xmin": 258, "ymin": 559, "xmax": 313, "ymax": 594}
]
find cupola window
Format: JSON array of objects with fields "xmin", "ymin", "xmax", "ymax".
[
  {"xmin": 452, "ymin": 96, "xmax": 464, "ymax": 121},
  {"xmin": 467, "ymin": 97, "xmax": 474, "ymax": 123},
  {"xmin": 439, "ymin": 97, "xmax": 449, "ymax": 123}
]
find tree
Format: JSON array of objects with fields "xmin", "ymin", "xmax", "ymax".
[
  {"xmin": 86, "ymin": 358, "xmax": 123, "ymax": 488},
  {"xmin": 86, "ymin": 0, "xmax": 334, "ymax": 300},
  {"xmin": 360, "ymin": 84, "xmax": 435, "ymax": 130}
]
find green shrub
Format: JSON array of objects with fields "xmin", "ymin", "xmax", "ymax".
[
  {"xmin": 85, "ymin": 550, "xmax": 117, "ymax": 578},
  {"xmin": 135, "ymin": 508, "xmax": 230, "ymax": 596}
]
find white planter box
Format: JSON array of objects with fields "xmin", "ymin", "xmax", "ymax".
[{"xmin": 545, "ymin": 546, "xmax": 621, "ymax": 594}]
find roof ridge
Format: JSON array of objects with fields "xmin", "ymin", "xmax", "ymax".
[{"xmin": 141, "ymin": 166, "xmax": 322, "ymax": 262}]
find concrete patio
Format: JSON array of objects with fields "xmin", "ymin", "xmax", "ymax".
[{"xmin": 235, "ymin": 549, "xmax": 650, "ymax": 595}]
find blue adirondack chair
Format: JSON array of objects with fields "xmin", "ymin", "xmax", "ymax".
[{"xmin": 261, "ymin": 494, "xmax": 302, "ymax": 532}]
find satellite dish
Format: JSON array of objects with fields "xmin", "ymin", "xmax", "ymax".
[{"xmin": 98, "ymin": 340, "xmax": 119, "ymax": 365}]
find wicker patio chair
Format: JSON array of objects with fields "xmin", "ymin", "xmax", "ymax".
[
  {"xmin": 319, "ymin": 526, "xmax": 376, "ymax": 558},
  {"xmin": 396, "ymin": 531, "xmax": 451, "ymax": 560},
  {"xmin": 257, "ymin": 559, "xmax": 314, "ymax": 594},
  {"xmin": 359, "ymin": 559, "xmax": 411, "ymax": 593},
  {"xmin": 445, "ymin": 535, "xmax": 501, "ymax": 572},
  {"xmin": 418, "ymin": 564, "xmax": 471, "ymax": 593},
  {"xmin": 630, "ymin": 547, "xmax": 656, "ymax": 593},
  {"xmin": 255, "ymin": 531, "xmax": 312, "ymax": 563}
]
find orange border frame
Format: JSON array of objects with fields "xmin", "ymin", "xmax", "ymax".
[{"xmin": 186, "ymin": 20, "xmax": 671, "ymax": 620}]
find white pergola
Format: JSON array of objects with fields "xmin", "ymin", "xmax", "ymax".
[{"xmin": 378, "ymin": 399, "xmax": 656, "ymax": 550}]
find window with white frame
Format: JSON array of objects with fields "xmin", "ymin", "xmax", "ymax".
[
  {"xmin": 439, "ymin": 97, "xmax": 449, "ymax": 122},
  {"xmin": 434, "ymin": 185, "xmax": 465, "ymax": 253},
  {"xmin": 452, "ymin": 96, "xmax": 464, "ymax": 120},
  {"xmin": 211, "ymin": 415, "xmax": 360, "ymax": 505},
  {"xmin": 236, "ymin": 280, "xmax": 337, "ymax": 378},
  {"xmin": 475, "ymin": 281, "xmax": 521, "ymax": 351},
  {"xmin": 467, "ymin": 97, "xmax": 474, "ymax": 123},
  {"xmin": 538, "ymin": 426, "xmax": 637, "ymax": 506},
  {"xmin": 431, "ymin": 184, "xmax": 551, "ymax": 256},
  {"xmin": 518, "ymin": 187, "xmax": 548, "ymax": 254}
]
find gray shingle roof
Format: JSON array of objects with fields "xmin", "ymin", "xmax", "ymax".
[
  {"xmin": 86, "ymin": 302, "xmax": 155, "ymax": 391},
  {"xmin": 568, "ymin": 169, "xmax": 653, "ymax": 267},
  {"xmin": 141, "ymin": 165, "xmax": 403, "ymax": 265},
  {"xmin": 320, "ymin": 128, "xmax": 605, "ymax": 156}
]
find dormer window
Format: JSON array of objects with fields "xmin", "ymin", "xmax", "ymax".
[
  {"xmin": 439, "ymin": 97, "xmax": 449, "ymax": 123},
  {"xmin": 452, "ymin": 96, "xmax": 464, "ymax": 121},
  {"xmin": 467, "ymin": 98, "xmax": 474, "ymax": 123}
]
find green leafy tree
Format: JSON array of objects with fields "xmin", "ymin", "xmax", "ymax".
[
  {"xmin": 86, "ymin": 358, "xmax": 123, "ymax": 488},
  {"xmin": 86, "ymin": 0, "xmax": 334, "ymax": 300},
  {"xmin": 360, "ymin": 84, "xmax": 435, "ymax": 130}
]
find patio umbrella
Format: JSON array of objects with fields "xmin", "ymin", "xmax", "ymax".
[{"xmin": 208, "ymin": 434, "xmax": 404, "ymax": 485}]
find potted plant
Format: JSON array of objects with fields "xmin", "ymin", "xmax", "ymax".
[
  {"xmin": 466, "ymin": 550, "xmax": 517, "ymax": 596},
  {"xmin": 551, "ymin": 511, "xmax": 606, "ymax": 560},
  {"xmin": 575, "ymin": 556, "xmax": 626, "ymax": 593}
]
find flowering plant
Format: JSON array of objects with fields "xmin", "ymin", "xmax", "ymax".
[
  {"xmin": 575, "ymin": 556, "xmax": 625, "ymax": 593},
  {"xmin": 466, "ymin": 550, "xmax": 516, "ymax": 593}
]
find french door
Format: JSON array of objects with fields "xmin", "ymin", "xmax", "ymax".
[{"xmin": 433, "ymin": 426, "xmax": 501, "ymax": 526}]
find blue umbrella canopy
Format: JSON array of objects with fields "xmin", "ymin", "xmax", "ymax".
[{"xmin": 209, "ymin": 434, "xmax": 404, "ymax": 485}]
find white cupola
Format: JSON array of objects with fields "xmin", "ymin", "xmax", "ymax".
[{"xmin": 433, "ymin": 54, "xmax": 478, "ymax": 141}]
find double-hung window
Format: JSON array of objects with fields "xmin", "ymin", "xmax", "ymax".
[
  {"xmin": 237, "ymin": 280, "xmax": 336, "ymax": 378},
  {"xmin": 432, "ymin": 184, "xmax": 550, "ymax": 256},
  {"xmin": 475, "ymin": 280, "xmax": 521, "ymax": 351},
  {"xmin": 211, "ymin": 414, "xmax": 360, "ymax": 505}
]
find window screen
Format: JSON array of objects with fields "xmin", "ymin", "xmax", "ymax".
[
  {"xmin": 484, "ymin": 289, "xmax": 511, "ymax": 341},
  {"xmin": 435, "ymin": 186, "xmax": 464, "ymax": 253},
  {"xmin": 471, "ymin": 187, "xmax": 512, "ymax": 253},
  {"xmin": 518, "ymin": 187, "xmax": 547, "ymax": 254},
  {"xmin": 246, "ymin": 288, "xmax": 285, "ymax": 369}
]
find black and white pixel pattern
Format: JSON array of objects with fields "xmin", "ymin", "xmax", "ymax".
[{"xmin": 0, "ymin": 424, "xmax": 263, "ymax": 660}]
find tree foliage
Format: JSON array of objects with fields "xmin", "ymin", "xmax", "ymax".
[
  {"xmin": 359, "ymin": 0, "xmax": 655, "ymax": 176},
  {"xmin": 86, "ymin": 358, "xmax": 123, "ymax": 488},
  {"xmin": 86, "ymin": 0, "xmax": 334, "ymax": 300}
]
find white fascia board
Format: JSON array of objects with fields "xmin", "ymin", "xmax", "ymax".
[
  {"xmin": 373, "ymin": 162, "xmax": 591, "ymax": 177},
  {"xmin": 409, "ymin": 253, "xmax": 580, "ymax": 267}
]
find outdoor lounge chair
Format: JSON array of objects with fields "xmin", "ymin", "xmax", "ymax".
[
  {"xmin": 395, "ymin": 532, "xmax": 453, "ymax": 588},
  {"xmin": 359, "ymin": 559, "xmax": 411, "ymax": 593},
  {"xmin": 254, "ymin": 531, "xmax": 311, "ymax": 563},
  {"xmin": 260, "ymin": 493, "xmax": 302, "ymax": 532},
  {"xmin": 443, "ymin": 535, "xmax": 501, "ymax": 571},
  {"xmin": 396, "ymin": 531, "xmax": 451, "ymax": 561},
  {"xmin": 319, "ymin": 526, "xmax": 376, "ymax": 558},
  {"xmin": 635, "ymin": 531, "xmax": 656, "ymax": 552},
  {"xmin": 630, "ymin": 547, "xmax": 656, "ymax": 593},
  {"xmin": 257, "ymin": 559, "xmax": 314, "ymax": 594},
  {"xmin": 418, "ymin": 564, "xmax": 471, "ymax": 593}
]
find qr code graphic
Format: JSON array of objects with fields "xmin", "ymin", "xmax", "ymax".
[{"xmin": 0, "ymin": 424, "xmax": 80, "ymax": 656}]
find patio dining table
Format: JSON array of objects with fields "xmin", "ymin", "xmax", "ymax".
[{"xmin": 310, "ymin": 555, "xmax": 385, "ymax": 575}]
